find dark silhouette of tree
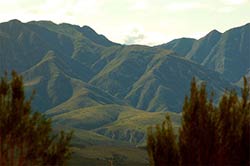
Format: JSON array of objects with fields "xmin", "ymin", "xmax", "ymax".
[
  {"xmin": 179, "ymin": 78, "xmax": 217, "ymax": 165},
  {"xmin": 0, "ymin": 71, "xmax": 72, "ymax": 166},
  {"xmin": 216, "ymin": 78, "xmax": 250, "ymax": 165},
  {"xmin": 147, "ymin": 77, "xmax": 250, "ymax": 166},
  {"xmin": 147, "ymin": 115, "xmax": 179, "ymax": 166}
]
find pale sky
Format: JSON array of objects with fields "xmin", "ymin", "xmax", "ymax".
[{"xmin": 0, "ymin": 0, "xmax": 250, "ymax": 46}]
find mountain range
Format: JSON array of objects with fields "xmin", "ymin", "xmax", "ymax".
[{"xmin": 0, "ymin": 19, "xmax": 249, "ymax": 164}]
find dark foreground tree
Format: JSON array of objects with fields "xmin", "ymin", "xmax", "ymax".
[
  {"xmin": 147, "ymin": 115, "xmax": 179, "ymax": 166},
  {"xmin": 216, "ymin": 78, "xmax": 250, "ymax": 165},
  {"xmin": 147, "ymin": 77, "xmax": 250, "ymax": 166},
  {"xmin": 179, "ymin": 79, "xmax": 217, "ymax": 165},
  {"xmin": 0, "ymin": 71, "xmax": 72, "ymax": 166}
]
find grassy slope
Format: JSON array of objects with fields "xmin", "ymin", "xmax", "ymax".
[
  {"xmin": 49, "ymin": 104, "xmax": 181, "ymax": 145},
  {"xmin": 69, "ymin": 145, "xmax": 148, "ymax": 166},
  {"xmin": 50, "ymin": 104, "xmax": 181, "ymax": 165}
]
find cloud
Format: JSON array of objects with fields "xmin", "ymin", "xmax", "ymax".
[
  {"xmin": 217, "ymin": 6, "xmax": 235, "ymax": 13},
  {"xmin": 17, "ymin": 0, "xmax": 46, "ymax": 8},
  {"xmin": 189, "ymin": 31, "xmax": 208, "ymax": 40},
  {"xmin": 1, "ymin": 0, "xmax": 104, "ymax": 25},
  {"xmin": 221, "ymin": 0, "xmax": 248, "ymax": 5},
  {"xmin": 122, "ymin": 26, "xmax": 169, "ymax": 46},
  {"xmin": 38, "ymin": 0, "xmax": 100, "ymax": 15},
  {"xmin": 216, "ymin": 0, "xmax": 248, "ymax": 13},
  {"xmin": 130, "ymin": 0, "xmax": 149, "ymax": 11},
  {"xmin": 166, "ymin": 2, "xmax": 204, "ymax": 12},
  {"xmin": 124, "ymin": 28, "xmax": 145, "ymax": 45}
]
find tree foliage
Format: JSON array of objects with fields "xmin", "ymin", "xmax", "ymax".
[
  {"xmin": 147, "ymin": 115, "xmax": 179, "ymax": 166},
  {"xmin": 0, "ymin": 71, "xmax": 72, "ymax": 166},
  {"xmin": 147, "ymin": 77, "xmax": 250, "ymax": 166},
  {"xmin": 179, "ymin": 79, "xmax": 217, "ymax": 165}
]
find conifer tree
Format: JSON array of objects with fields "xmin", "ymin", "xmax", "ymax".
[
  {"xmin": 0, "ymin": 71, "xmax": 72, "ymax": 166},
  {"xmin": 147, "ymin": 115, "xmax": 179, "ymax": 166},
  {"xmin": 147, "ymin": 77, "xmax": 250, "ymax": 166},
  {"xmin": 179, "ymin": 78, "xmax": 217, "ymax": 165},
  {"xmin": 216, "ymin": 77, "xmax": 250, "ymax": 165}
]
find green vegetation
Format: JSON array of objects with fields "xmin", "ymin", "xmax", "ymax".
[
  {"xmin": 69, "ymin": 145, "xmax": 148, "ymax": 166},
  {"xmin": 49, "ymin": 104, "xmax": 181, "ymax": 144},
  {"xmin": 147, "ymin": 115, "xmax": 179, "ymax": 166},
  {"xmin": 0, "ymin": 72, "xmax": 72, "ymax": 165},
  {"xmin": 147, "ymin": 77, "xmax": 250, "ymax": 165}
]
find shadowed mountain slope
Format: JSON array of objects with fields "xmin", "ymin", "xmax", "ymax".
[
  {"xmin": 158, "ymin": 37, "xmax": 196, "ymax": 57},
  {"xmin": 158, "ymin": 23, "xmax": 250, "ymax": 83}
]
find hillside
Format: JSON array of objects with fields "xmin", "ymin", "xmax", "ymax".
[
  {"xmin": 158, "ymin": 23, "xmax": 250, "ymax": 83},
  {"xmin": 0, "ymin": 19, "xmax": 248, "ymax": 164}
]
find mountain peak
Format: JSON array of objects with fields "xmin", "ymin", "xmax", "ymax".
[
  {"xmin": 9, "ymin": 19, "xmax": 22, "ymax": 24},
  {"xmin": 207, "ymin": 29, "xmax": 221, "ymax": 36},
  {"xmin": 5, "ymin": 19, "xmax": 23, "ymax": 27},
  {"xmin": 81, "ymin": 25, "xmax": 97, "ymax": 34},
  {"xmin": 202, "ymin": 29, "xmax": 222, "ymax": 42},
  {"xmin": 31, "ymin": 20, "xmax": 56, "ymax": 25}
]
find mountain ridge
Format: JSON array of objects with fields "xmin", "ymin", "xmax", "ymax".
[
  {"xmin": 158, "ymin": 22, "xmax": 250, "ymax": 83},
  {"xmin": 1, "ymin": 19, "xmax": 246, "ymax": 113}
]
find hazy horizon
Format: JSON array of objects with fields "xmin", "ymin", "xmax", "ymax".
[{"xmin": 1, "ymin": 0, "xmax": 250, "ymax": 45}]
